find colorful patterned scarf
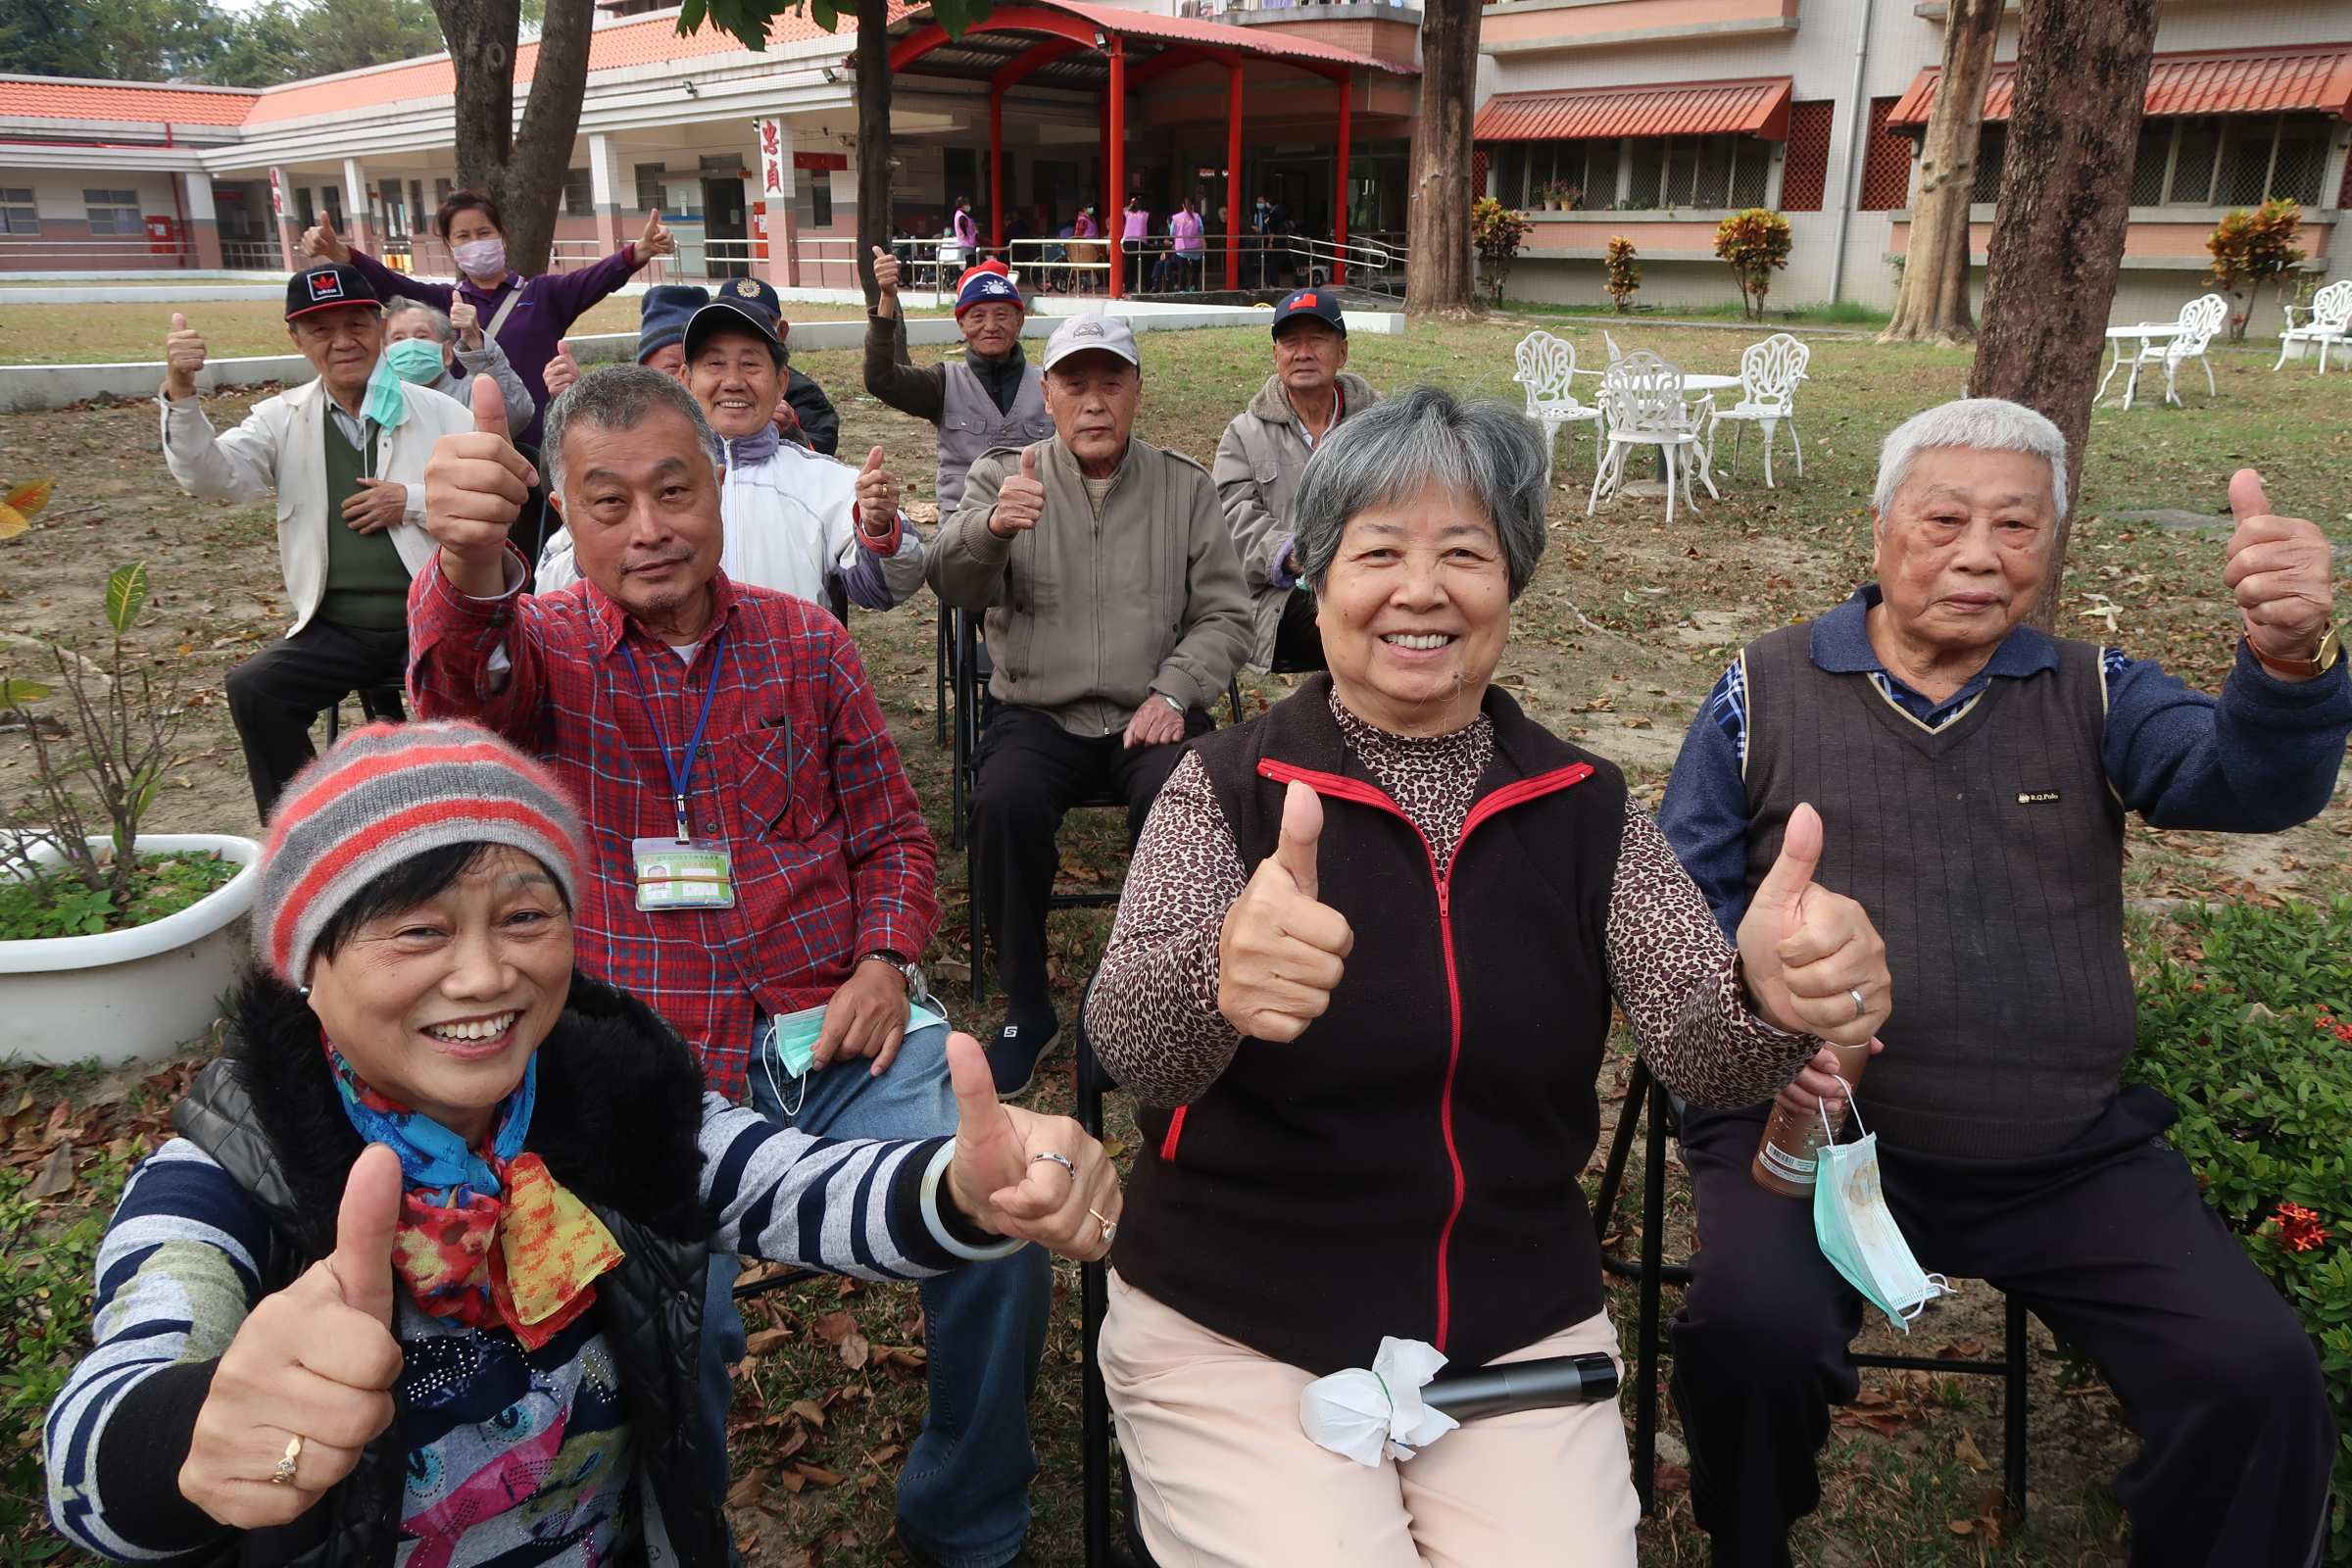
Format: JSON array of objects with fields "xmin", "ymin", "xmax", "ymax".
[{"xmin": 323, "ymin": 1040, "xmax": 622, "ymax": 1350}]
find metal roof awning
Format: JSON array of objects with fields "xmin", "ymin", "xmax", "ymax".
[
  {"xmin": 886, "ymin": 0, "xmax": 1414, "ymax": 91},
  {"xmin": 1887, "ymin": 43, "xmax": 2352, "ymax": 128},
  {"xmin": 1472, "ymin": 76, "xmax": 1793, "ymax": 143}
]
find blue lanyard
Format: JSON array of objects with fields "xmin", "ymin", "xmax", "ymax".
[{"xmin": 619, "ymin": 632, "xmax": 726, "ymax": 841}]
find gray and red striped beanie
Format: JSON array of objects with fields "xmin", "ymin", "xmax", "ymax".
[{"xmin": 254, "ymin": 720, "xmax": 586, "ymax": 985}]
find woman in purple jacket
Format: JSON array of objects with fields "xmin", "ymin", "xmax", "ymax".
[{"xmin": 303, "ymin": 188, "xmax": 674, "ymax": 445}]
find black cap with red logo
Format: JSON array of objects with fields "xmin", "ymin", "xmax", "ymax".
[
  {"xmin": 1270, "ymin": 286, "xmax": 1346, "ymax": 339},
  {"xmin": 284, "ymin": 263, "xmax": 379, "ymax": 322}
]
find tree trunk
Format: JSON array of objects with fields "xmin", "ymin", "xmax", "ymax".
[
  {"xmin": 1968, "ymin": 0, "xmax": 2158, "ymax": 632},
  {"xmin": 1877, "ymin": 0, "xmax": 2000, "ymax": 345},
  {"xmin": 427, "ymin": 0, "xmax": 595, "ymax": 275},
  {"xmin": 1403, "ymin": 0, "xmax": 1478, "ymax": 317},
  {"xmin": 856, "ymin": 0, "xmax": 892, "ymax": 311}
]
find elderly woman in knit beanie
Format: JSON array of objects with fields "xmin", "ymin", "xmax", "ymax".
[{"xmin": 44, "ymin": 720, "xmax": 1119, "ymax": 1567}]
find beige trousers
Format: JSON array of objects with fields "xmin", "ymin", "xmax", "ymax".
[{"xmin": 1099, "ymin": 1271, "xmax": 1641, "ymax": 1568}]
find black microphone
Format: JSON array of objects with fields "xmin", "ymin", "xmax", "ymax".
[{"xmin": 1420, "ymin": 1354, "xmax": 1621, "ymax": 1422}]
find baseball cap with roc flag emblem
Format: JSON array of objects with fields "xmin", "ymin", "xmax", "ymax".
[
  {"xmin": 1270, "ymin": 286, "xmax": 1346, "ymax": 338},
  {"xmin": 284, "ymin": 262, "xmax": 379, "ymax": 322},
  {"xmin": 954, "ymin": 260, "xmax": 1024, "ymax": 319}
]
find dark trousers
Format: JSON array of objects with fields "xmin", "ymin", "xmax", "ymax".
[
  {"xmin": 1270, "ymin": 589, "xmax": 1326, "ymax": 673},
  {"xmin": 1670, "ymin": 1089, "xmax": 2332, "ymax": 1568},
  {"xmin": 224, "ymin": 618, "xmax": 408, "ymax": 818},
  {"xmin": 970, "ymin": 699, "xmax": 1210, "ymax": 1005}
]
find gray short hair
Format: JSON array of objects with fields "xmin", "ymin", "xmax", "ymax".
[
  {"xmin": 383, "ymin": 300, "xmax": 454, "ymax": 343},
  {"xmin": 1292, "ymin": 384, "xmax": 1548, "ymax": 600},
  {"xmin": 1874, "ymin": 397, "xmax": 2069, "ymax": 518},
  {"xmin": 542, "ymin": 365, "xmax": 721, "ymax": 496}
]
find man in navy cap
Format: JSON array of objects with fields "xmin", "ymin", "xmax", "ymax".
[
  {"xmin": 158, "ymin": 262, "xmax": 474, "ymax": 817},
  {"xmin": 1212, "ymin": 288, "xmax": 1375, "ymax": 672},
  {"xmin": 543, "ymin": 281, "xmax": 840, "ymax": 455}
]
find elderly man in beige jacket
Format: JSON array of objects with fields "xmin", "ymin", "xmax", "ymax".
[
  {"xmin": 929, "ymin": 313, "xmax": 1252, "ymax": 1093},
  {"xmin": 1211, "ymin": 288, "xmax": 1379, "ymax": 673}
]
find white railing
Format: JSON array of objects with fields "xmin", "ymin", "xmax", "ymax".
[
  {"xmin": 221, "ymin": 239, "xmax": 280, "ymax": 270},
  {"xmin": 0, "ymin": 235, "xmax": 195, "ymax": 269}
]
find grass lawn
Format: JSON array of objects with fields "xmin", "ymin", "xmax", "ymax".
[{"xmin": 2, "ymin": 312, "xmax": 2348, "ymax": 1566}]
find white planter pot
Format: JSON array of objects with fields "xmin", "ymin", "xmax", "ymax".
[{"xmin": 0, "ymin": 834, "xmax": 263, "ymax": 1066}]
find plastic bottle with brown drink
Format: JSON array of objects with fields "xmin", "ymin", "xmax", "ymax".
[{"xmin": 1751, "ymin": 1039, "xmax": 1872, "ymax": 1197}]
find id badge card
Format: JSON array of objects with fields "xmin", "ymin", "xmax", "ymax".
[{"xmin": 632, "ymin": 835, "xmax": 737, "ymax": 910}]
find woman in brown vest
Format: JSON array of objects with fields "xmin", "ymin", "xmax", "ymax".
[{"xmin": 1081, "ymin": 386, "xmax": 1893, "ymax": 1566}]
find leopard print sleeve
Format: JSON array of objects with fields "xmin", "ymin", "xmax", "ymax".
[
  {"xmin": 1082, "ymin": 750, "xmax": 1249, "ymax": 1107},
  {"xmin": 1607, "ymin": 799, "xmax": 1817, "ymax": 1109}
]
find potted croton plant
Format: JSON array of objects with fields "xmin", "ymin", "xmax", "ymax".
[{"xmin": 1, "ymin": 545, "xmax": 261, "ymax": 1066}]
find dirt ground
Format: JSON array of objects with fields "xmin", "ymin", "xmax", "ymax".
[{"xmin": 4, "ymin": 319, "xmax": 2348, "ymax": 1565}]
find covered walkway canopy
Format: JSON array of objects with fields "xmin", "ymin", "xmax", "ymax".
[{"xmin": 879, "ymin": 0, "xmax": 1415, "ymax": 293}]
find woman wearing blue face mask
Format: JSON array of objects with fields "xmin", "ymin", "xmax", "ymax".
[
  {"xmin": 304, "ymin": 189, "xmax": 671, "ymax": 447},
  {"xmin": 380, "ymin": 299, "xmax": 537, "ymax": 433}
]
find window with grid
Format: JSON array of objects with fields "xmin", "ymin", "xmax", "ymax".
[
  {"xmin": 2126, "ymin": 116, "xmax": 2331, "ymax": 207},
  {"xmin": 562, "ymin": 169, "xmax": 594, "ymax": 218},
  {"xmin": 1856, "ymin": 97, "xmax": 1912, "ymax": 211},
  {"xmin": 296, "ymin": 186, "xmax": 316, "ymax": 227},
  {"xmin": 1779, "ymin": 100, "xmax": 1834, "ymax": 211},
  {"xmin": 1970, "ymin": 124, "xmax": 2007, "ymax": 203},
  {"xmin": 84, "ymin": 189, "xmax": 142, "ymax": 235},
  {"xmin": 635, "ymin": 163, "xmax": 667, "ymax": 212},
  {"xmin": 0, "ymin": 188, "xmax": 35, "ymax": 235}
]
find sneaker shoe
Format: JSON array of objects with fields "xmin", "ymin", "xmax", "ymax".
[{"xmin": 985, "ymin": 1004, "xmax": 1059, "ymax": 1099}]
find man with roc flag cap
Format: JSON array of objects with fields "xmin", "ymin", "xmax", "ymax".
[{"xmin": 863, "ymin": 255, "xmax": 1055, "ymax": 517}]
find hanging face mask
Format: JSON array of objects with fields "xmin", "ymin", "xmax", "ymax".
[
  {"xmin": 453, "ymin": 237, "xmax": 507, "ymax": 278},
  {"xmin": 760, "ymin": 999, "xmax": 951, "ymax": 1118},
  {"xmin": 362, "ymin": 351, "xmax": 411, "ymax": 430},
  {"xmin": 384, "ymin": 337, "xmax": 449, "ymax": 386},
  {"xmin": 1811, "ymin": 1101, "xmax": 1948, "ymax": 1331}
]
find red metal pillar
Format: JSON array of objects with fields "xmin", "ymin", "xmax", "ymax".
[
  {"xmin": 1224, "ymin": 60, "xmax": 1245, "ymax": 292},
  {"xmin": 1107, "ymin": 36, "xmax": 1126, "ymax": 301},
  {"xmin": 990, "ymin": 87, "xmax": 1006, "ymax": 254},
  {"xmin": 1333, "ymin": 74, "xmax": 1352, "ymax": 287}
]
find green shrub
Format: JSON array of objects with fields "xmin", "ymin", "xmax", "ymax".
[
  {"xmin": 1603, "ymin": 236, "xmax": 1641, "ymax": 314},
  {"xmin": 2205, "ymin": 198, "xmax": 2306, "ymax": 342},
  {"xmin": 1713, "ymin": 208, "xmax": 1792, "ymax": 320},
  {"xmin": 2123, "ymin": 897, "xmax": 2352, "ymax": 1557},
  {"xmin": 1470, "ymin": 197, "xmax": 1533, "ymax": 308}
]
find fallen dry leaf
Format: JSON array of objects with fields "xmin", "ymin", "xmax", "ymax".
[
  {"xmin": 788, "ymin": 1398, "xmax": 827, "ymax": 1430},
  {"xmin": 27, "ymin": 1141, "xmax": 75, "ymax": 1200},
  {"xmin": 1954, "ymin": 1431, "xmax": 1989, "ymax": 1473}
]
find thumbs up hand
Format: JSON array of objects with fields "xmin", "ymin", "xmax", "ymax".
[
  {"xmin": 448, "ymin": 298, "xmax": 483, "ymax": 351},
  {"xmin": 177, "ymin": 1146, "xmax": 405, "ymax": 1529},
  {"xmin": 163, "ymin": 311, "xmax": 208, "ymax": 400},
  {"xmin": 942, "ymin": 1032, "xmax": 1122, "ymax": 1260},
  {"xmin": 1216, "ymin": 780, "xmax": 1355, "ymax": 1042},
  {"xmin": 423, "ymin": 374, "xmax": 537, "ymax": 596},
  {"xmin": 301, "ymin": 212, "xmax": 349, "ymax": 265},
  {"xmin": 2221, "ymin": 468, "xmax": 2334, "ymax": 676},
  {"xmin": 1735, "ymin": 803, "xmax": 1889, "ymax": 1046},
  {"xmin": 542, "ymin": 341, "xmax": 581, "ymax": 401},
  {"xmin": 988, "ymin": 445, "xmax": 1047, "ymax": 539},
  {"xmin": 871, "ymin": 245, "xmax": 904, "ymax": 299},
  {"xmin": 634, "ymin": 209, "xmax": 675, "ymax": 266},
  {"xmin": 853, "ymin": 444, "xmax": 901, "ymax": 539}
]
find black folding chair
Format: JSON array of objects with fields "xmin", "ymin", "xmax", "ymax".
[
  {"xmin": 322, "ymin": 683, "xmax": 407, "ymax": 744},
  {"xmin": 1073, "ymin": 1000, "xmax": 1158, "ymax": 1568},
  {"xmin": 1590, "ymin": 1056, "xmax": 2031, "ymax": 1518}
]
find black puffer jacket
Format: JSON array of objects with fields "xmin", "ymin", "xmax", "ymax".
[{"xmin": 166, "ymin": 971, "xmax": 728, "ymax": 1568}]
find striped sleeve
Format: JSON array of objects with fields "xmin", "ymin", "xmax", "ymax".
[
  {"xmin": 46, "ymin": 1140, "xmax": 278, "ymax": 1561},
  {"xmin": 697, "ymin": 1097, "xmax": 1018, "ymax": 1280}
]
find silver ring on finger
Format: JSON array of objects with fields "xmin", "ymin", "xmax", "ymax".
[
  {"xmin": 1848, "ymin": 986, "xmax": 1867, "ymax": 1022},
  {"xmin": 1089, "ymin": 1206, "xmax": 1117, "ymax": 1247},
  {"xmin": 270, "ymin": 1433, "xmax": 303, "ymax": 1487},
  {"xmin": 1030, "ymin": 1152, "xmax": 1077, "ymax": 1179}
]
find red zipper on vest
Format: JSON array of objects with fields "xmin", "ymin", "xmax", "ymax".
[{"xmin": 1230, "ymin": 755, "xmax": 1596, "ymax": 1352}]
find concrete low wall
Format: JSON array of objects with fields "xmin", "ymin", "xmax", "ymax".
[{"xmin": 0, "ymin": 305, "xmax": 1402, "ymax": 413}]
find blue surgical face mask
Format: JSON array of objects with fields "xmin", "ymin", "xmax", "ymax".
[
  {"xmin": 761, "ymin": 999, "xmax": 950, "ymax": 1118},
  {"xmin": 384, "ymin": 337, "xmax": 448, "ymax": 386},
  {"xmin": 1811, "ymin": 1102, "xmax": 1948, "ymax": 1331},
  {"xmin": 363, "ymin": 350, "xmax": 410, "ymax": 429}
]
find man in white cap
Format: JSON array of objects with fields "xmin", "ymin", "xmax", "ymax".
[{"xmin": 929, "ymin": 314, "xmax": 1252, "ymax": 1093}]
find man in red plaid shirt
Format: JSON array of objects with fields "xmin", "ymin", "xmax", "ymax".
[{"xmin": 411, "ymin": 367, "xmax": 1052, "ymax": 1568}]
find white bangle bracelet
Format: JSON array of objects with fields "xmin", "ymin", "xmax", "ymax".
[{"xmin": 918, "ymin": 1142, "xmax": 1025, "ymax": 1262}]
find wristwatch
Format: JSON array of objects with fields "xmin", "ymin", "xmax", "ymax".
[
  {"xmin": 858, "ymin": 949, "xmax": 923, "ymax": 995},
  {"xmin": 1156, "ymin": 692, "xmax": 1185, "ymax": 716},
  {"xmin": 2249, "ymin": 625, "xmax": 2341, "ymax": 681}
]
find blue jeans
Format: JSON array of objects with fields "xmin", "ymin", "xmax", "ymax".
[{"xmin": 700, "ymin": 1019, "xmax": 1052, "ymax": 1567}]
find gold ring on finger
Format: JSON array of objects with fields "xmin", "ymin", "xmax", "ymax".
[
  {"xmin": 1089, "ymin": 1206, "xmax": 1117, "ymax": 1247},
  {"xmin": 270, "ymin": 1434, "xmax": 303, "ymax": 1487}
]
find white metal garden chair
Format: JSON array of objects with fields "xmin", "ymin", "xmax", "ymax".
[
  {"xmin": 2275, "ymin": 279, "xmax": 2352, "ymax": 375},
  {"xmin": 1588, "ymin": 351, "xmax": 1715, "ymax": 524},
  {"xmin": 1512, "ymin": 330, "xmax": 1604, "ymax": 489},
  {"xmin": 1705, "ymin": 332, "xmax": 1811, "ymax": 488},
  {"xmin": 2104, "ymin": 293, "xmax": 2227, "ymax": 409}
]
